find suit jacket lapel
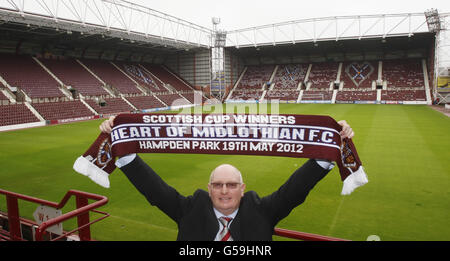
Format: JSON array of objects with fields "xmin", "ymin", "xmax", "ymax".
[
  {"xmin": 205, "ymin": 202, "xmax": 220, "ymax": 240},
  {"xmin": 229, "ymin": 211, "xmax": 241, "ymax": 241}
]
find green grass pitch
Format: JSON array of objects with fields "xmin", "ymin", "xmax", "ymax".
[{"xmin": 0, "ymin": 104, "xmax": 449, "ymax": 241}]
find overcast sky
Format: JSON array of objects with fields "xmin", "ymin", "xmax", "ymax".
[{"xmin": 134, "ymin": 0, "xmax": 449, "ymax": 30}]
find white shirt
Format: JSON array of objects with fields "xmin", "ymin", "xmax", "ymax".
[{"xmin": 115, "ymin": 153, "xmax": 137, "ymax": 168}]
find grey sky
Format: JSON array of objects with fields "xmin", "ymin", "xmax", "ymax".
[{"xmin": 135, "ymin": 0, "xmax": 449, "ymax": 30}]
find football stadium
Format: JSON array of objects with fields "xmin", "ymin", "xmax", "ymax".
[{"xmin": 0, "ymin": 0, "xmax": 449, "ymax": 245}]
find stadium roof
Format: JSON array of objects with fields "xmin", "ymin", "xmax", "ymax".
[
  {"xmin": 225, "ymin": 13, "xmax": 433, "ymax": 48},
  {"xmin": 226, "ymin": 33, "xmax": 435, "ymax": 61},
  {"xmin": 0, "ymin": 0, "xmax": 444, "ymax": 49},
  {"xmin": 0, "ymin": 0, "xmax": 448, "ymax": 73},
  {"xmin": 0, "ymin": 0, "xmax": 212, "ymax": 52}
]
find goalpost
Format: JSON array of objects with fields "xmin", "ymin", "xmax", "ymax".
[{"xmin": 301, "ymin": 93, "xmax": 325, "ymax": 101}]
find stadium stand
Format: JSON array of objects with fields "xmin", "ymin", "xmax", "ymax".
[
  {"xmin": 32, "ymin": 100, "xmax": 94, "ymax": 121},
  {"xmin": 80, "ymin": 59, "xmax": 142, "ymax": 95},
  {"xmin": 227, "ymin": 65, "xmax": 274, "ymax": 100},
  {"xmin": 262, "ymin": 64, "xmax": 306, "ymax": 101},
  {"xmin": 382, "ymin": 59, "xmax": 425, "ymax": 88},
  {"xmin": 0, "ymin": 54, "xmax": 63, "ymax": 98},
  {"xmin": 0, "ymin": 89, "xmax": 8, "ymax": 101},
  {"xmin": 114, "ymin": 61, "xmax": 165, "ymax": 93},
  {"xmin": 182, "ymin": 91, "xmax": 206, "ymax": 104},
  {"xmin": 264, "ymin": 90, "xmax": 300, "ymax": 101},
  {"xmin": 272, "ymin": 64, "xmax": 308, "ymax": 90},
  {"xmin": 307, "ymin": 62, "xmax": 339, "ymax": 89},
  {"xmin": 336, "ymin": 90, "xmax": 377, "ymax": 102},
  {"xmin": 0, "ymin": 103, "xmax": 40, "ymax": 126},
  {"xmin": 235, "ymin": 65, "xmax": 274, "ymax": 90},
  {"xmin": 226, "ymin": 59, "xmax": 430, "ymax": 104},
  {"xmin": 142, "ymin": 64, "xmax": 193, "ymax": 92},
  {"xmin": 228, "ymin": 89, "xmax": 264, "ymax": 101},
  {"xmin": 0, "ymin": 56, "xmax": 434, "ymax": 129},
  {"xmin": 126, "ymin": 95, "xmax": 167, "ymax": 110},
  {"xmin": 84, "ymin": 97, "xmax": 135, "ymax": 115},
  {"xmin": 341, "ymin": 61, "xmax": 378, "ymax": 89},
  {"xmin": 38, "ymin": 57, "xmax": 108, "ymax": 97},
  {"xmin": 157, "ymin": 93, "xmax": 191, "ymax": 107},
  {"xmin": 381, "ymin": 89, "xmax": 427, "ymax": 101},
  {"xmin": 301, "ymin": 90, "xmax": 333, "ymax": 101}
]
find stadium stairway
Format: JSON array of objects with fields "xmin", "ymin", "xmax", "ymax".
[
  {"xmin": 260, "ymin": 90, "xmax": 267, "ymax": 101},
  {"xmin": 0, "ymin": 87, "xmax": 16, "ymax": 103},
  {"xmin": 32, "ymin": 57, "xmax": 72, "ymax": 100},
  {"xmin": 422, "ymin": 59, "xmax": 432, "ymax": 105},
  {"xmin": 76, "ymin": 59, "xmax": 115, "ymax": 97},
  {"xmin": 110, "ymin": 62, "xmax": 148, "ymax": 95},
  {"xmin": 297, "ymin": 90, "xmax": 303, "ymax": 103},
  {"xmin": 79, "ymin": 95, "xmax": 99, "ymax": 116},
  {"xmin": 121, "ymin": 95, "xmax": 138, "ymax": 111},
  {"xmin": 225, "ymin": 66, "xmax": 247, "ymax": 100},
  {"xmin": 336, "ymin": 62, "xmax": 343, "ymax": 87},
  {"xmin": 304, "ymin": 64, "xmax": 312, "ymax": 83},
  {"xmin": 269, "ymin": 65, "xmax": 279, "ymax": 89},
  {"xmin": 137, "ymin": 64, "xmax": 171, "ymax": 93},
  {"xmin": 162, "ymin": 65, "xmax": 197, "ymax": 92},
  {"xmin": 377, "ymin": 89, "xmax": 382, "ymax": 102},
  {"xmin": 24, "ymin": 102, "xmax": 45, "ymax": 121},
  {"xmin": 332, "ymin": 90, "xmax": 337, "ymax": 103}
]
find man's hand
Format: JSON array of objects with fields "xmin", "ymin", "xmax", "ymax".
[
  {"xmin": 337, "ymin": 120, "xmax": 354, "ymax": 140},
  {"xmin": 99, "ymin": 116, "xmax": 116, "ymax": 134}
]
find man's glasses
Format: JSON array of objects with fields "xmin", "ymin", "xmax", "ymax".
[{"xmin": 210, "ymin": 182, "xmax": 241, "ymax": 190}]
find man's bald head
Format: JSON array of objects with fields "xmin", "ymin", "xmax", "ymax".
[
  {"xmin": 209, "ymin": 164, "xmax": 243, "ymax": 184},
  {"xmin": 208, "ymin": 164, "xmax": 246, "ymax": 216}
]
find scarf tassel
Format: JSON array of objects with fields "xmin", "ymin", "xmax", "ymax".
[
  {"xmin": 341, "ymin": 166, "xmax": 368, "ymax": 195},
  {"xmin": 73, "ymin": 156, "xmax": 110, "ymax": 188}
]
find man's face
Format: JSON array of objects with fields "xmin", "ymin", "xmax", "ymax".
[{"xmin": 208, "ymin": 165, "xmax": 245, "ymax": 216}]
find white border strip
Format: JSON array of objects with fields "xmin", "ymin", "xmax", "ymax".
[
  {"xmin": 112, "ymin": 123, "xmax": 340, "ymax": 134},
  {"xmin": 111, "ymin": 137, "xmax": 341, "ymax": 150}
]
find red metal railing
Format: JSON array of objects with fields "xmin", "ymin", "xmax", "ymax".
[
  {"xmin": 0, "ymin": 189, "xmax": 109, "ymax": 241},
  {"xmin": 274, "ymin": 228, "xmax": 350, "ymax": 241}
]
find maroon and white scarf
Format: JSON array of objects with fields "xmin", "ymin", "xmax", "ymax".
[{"xmin": 73, "ymin": 113, "xmax": 368, "ymax": 195}]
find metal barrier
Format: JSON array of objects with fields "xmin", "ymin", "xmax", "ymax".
[
  {"xmin": 274, "ymin": 227, "xmax": 350, "ymax": 241},
  {"xmin": 0, "ymin": 188, "xmax": 109, "ymax": 241}
]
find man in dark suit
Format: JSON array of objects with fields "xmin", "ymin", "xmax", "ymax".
[{"xmin": 100, "ymin": 117, "xmax": 354, "ymax": 241}]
